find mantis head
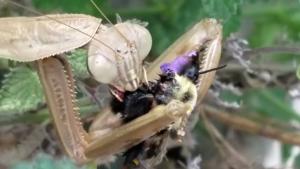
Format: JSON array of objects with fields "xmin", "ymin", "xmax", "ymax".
[{"xmin": 87, "ymin": 22, "xmax": 152, "ymax": 96}]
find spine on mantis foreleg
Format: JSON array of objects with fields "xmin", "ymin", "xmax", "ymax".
[{"xmin": 37, "ymin": 56, "xmax": 89, "ymax": 163}]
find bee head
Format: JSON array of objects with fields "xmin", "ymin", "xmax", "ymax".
[{"xmin": 160, "ymin": 50, "xmax": 200, "ymax": 84}]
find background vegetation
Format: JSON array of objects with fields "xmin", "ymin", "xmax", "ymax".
[{"xmin": 0, "ymin": 0, "xmax": 300, "ymax": 169}]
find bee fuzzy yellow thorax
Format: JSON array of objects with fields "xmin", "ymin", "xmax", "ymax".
[{"xmin": 173, "ymin": 74, "xmax": 198, "ymax": 116}]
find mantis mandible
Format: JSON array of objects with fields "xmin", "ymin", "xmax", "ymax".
[{"xmin": 0, "ymin": 0, "xmax": 222, "ymax": 165}]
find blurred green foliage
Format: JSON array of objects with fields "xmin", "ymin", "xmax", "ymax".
[
  {"xmin": 67, "ymin": 49, "xmax": 89, "ymax": 78},
  {"xmin": 297, "ymin": 65, "xmax": 300, "ymax": 79},
  {"xmin": 220, "ymin": 87, "xmax": 300, "ymax": 122},
  {"xmin": 243, "ymin": 1, "xmax": 300, "ymax": 65},
  {"xmin": 243, "ymin": 1, "xmax": 300, "ymax": 47},
  {"xmin": 11, "ymin": 154, "xmax": 88, "ymax": 169},
  {"xmin": 243, "ymin": 88, "xmax": 299, "ymax": 121},
  {"xmin": 0, "ymin": 66, "xmax": 43, "ymax": 115}
]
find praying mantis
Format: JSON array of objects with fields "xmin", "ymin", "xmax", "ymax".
[{"xmin": 0, "ymin": 0, "xmax": 222, "ymax": 165}]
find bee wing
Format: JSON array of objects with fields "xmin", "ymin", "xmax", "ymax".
[
  {"xmin": 147, "ymin": 19, "xmax": 222, "ymax": 102},
  {"xmin": 0, "ymin": 14, "xmax": 101, "ymax": 62}
]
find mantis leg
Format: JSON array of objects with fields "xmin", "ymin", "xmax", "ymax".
[{"xmin": 37, "ymin": 56, "xmax": 90, "ymax": 163}]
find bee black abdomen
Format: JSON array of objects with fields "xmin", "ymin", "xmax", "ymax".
[
  {"xmin": 123, "ymin": 130, "xmax": 168, "ymax": 169},
  {"xmin": 123, "ymin": 142, "xmax": 145, "ymax": 168},
  {"xmin": 110, "ymin": 97, "xmax": 125, "ymax": 114},
  {"xmin": 165, "ymin": 146, "xmax": 188, "ymax": 167},
  {"xmin": 123, "ymin": 92, "xmax": 154, "ymax": 122},
  {"xmin": 110, "ymin": 85, "xmax": 154, "ymax": 123}
]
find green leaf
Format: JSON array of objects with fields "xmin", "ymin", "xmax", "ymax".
[
  {"xmin": 295, "ymin": 153, "xmax": 300, "ymax": 168},
  {"xmin": 32, "ymin": 0, "xmax": 110, "ymax": 15},
  {"xmin": 242, "ymin": 88, "xmax": 300, "ymax": 122},
  {"xmin": 244, "ymin": 2, "xmax": 300, "ymax": 48},
  {"xmin": 220, "ymin": 89, "xmax": 242, "ymax": 103},
  {"xmin": 282, "ymin": 144, "xmax": 293, "ymax": 162},
  {"xmin": 297, "ymin": 65, "xmax": 300, "ymax": 80},
  {"xmin": 0, "ymin": 67, "xmax": 44, "ymax": 115},
  {"xmin": 67, "ymin": 49, "xmax": 89, "ymax": 79},
  {"xmin": 11, "ymin": 153, "xmax": 87, "ymax": 169}
]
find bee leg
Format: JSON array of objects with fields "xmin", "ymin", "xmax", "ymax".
[{"xmin": 109, "ymin": 84, "xmax": 125, "ymax": 102}]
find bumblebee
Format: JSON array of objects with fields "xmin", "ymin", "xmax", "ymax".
[{"xmin": 110, "ymin": 50, "xmax": 223, "ymax": 168}]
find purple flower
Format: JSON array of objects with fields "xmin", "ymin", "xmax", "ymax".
[{"xmin": 160, "ymin": 51, "xmax": 198, "ymax": 74}]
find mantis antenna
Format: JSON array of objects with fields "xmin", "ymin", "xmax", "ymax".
[{"xmin": 90, "ymin": 0, "xmax": 131, "ymax": 45}]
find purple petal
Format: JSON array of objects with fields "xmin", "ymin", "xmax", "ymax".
[
  {"xmin": 160, "ymin": 63, "xmax": 171, "ymax": 73},
  {"xmin": 160, "ymin": 50, "xmax": 198, "ymax": 74}
]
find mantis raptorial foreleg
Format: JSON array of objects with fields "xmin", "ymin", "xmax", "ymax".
[{"xmin": 36, "ymin": 56, "xmax": 90, "ymax": 163}]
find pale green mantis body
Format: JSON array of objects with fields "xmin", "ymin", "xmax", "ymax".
[{"xmin": 0, "ymin": 0, "xmax": 222, "ymax": 165}]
